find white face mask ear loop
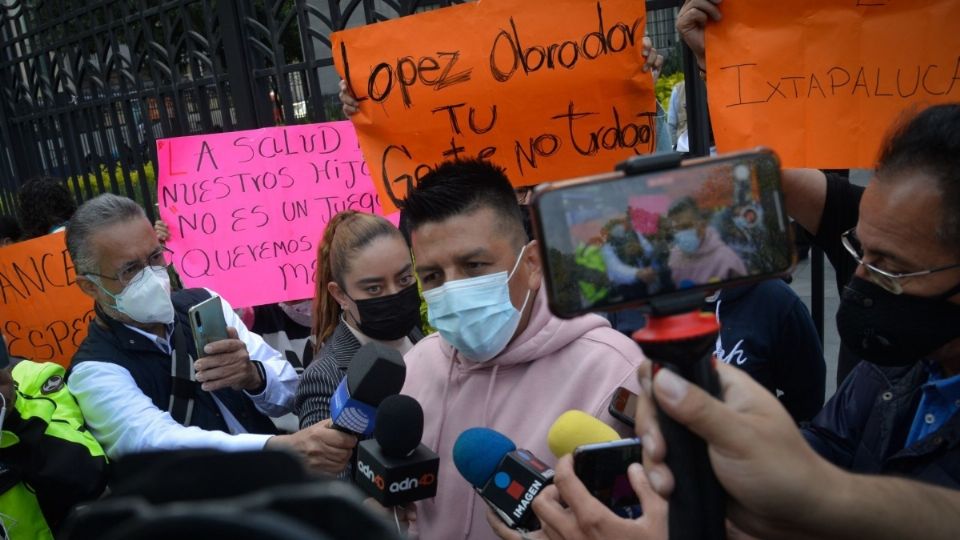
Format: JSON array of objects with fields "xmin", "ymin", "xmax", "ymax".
[
  {"xmin": 508, "ymin": 242, "xmax": 534, "ymax": 314},
  {"xmin": 507, "ymin": 242, "xmax": 531, "ymax": 280},
  {"xmin": 87, "ymin": 274, "xmax": 125, "ymax": 316}
]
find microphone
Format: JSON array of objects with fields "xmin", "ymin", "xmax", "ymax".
[
  {"xmin": 547, "ymin": 410, "xmax": 643, "ymax": 519},
  {"xmin": 355, "ymin": 395, "xmax": 439, "ymax": 506},
  {"xmin": 452, "ymin": 428, "xmax": 554, "ymax": 531},
  {"xmin": 330, "ymin": 342, "xmax": 406, "ymax": 436},
  {"xmin": 547, "ymin": 410, "xmax": 619, "ymax": 457}
]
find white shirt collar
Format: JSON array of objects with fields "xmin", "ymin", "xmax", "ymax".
[{"xmin": 124, "ymin": 322, "xmax": 175, "ymax": 355}]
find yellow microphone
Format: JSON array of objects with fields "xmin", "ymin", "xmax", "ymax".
[{"xmin": 547, "ymin": 410, "xmax": 620, "ymax": 458}]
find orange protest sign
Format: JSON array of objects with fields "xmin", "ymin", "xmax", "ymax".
[
  {"xmin": 0, "ymin": 232, "xmax": 94, "ymax": 367},
  {"xmin": 706, "ymin": 0, "xmax": 960, "ymax": 169},
  {"xmin": 333, "ymin": 0, "xmax": 657, "ymax": 213}
]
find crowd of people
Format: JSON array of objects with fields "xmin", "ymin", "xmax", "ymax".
[{"xmin": 1, "ymin": 0, "xmax": 959, "ymax": 538}]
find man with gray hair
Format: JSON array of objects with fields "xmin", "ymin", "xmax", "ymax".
[{"xmin": 66, "ymin": 194, "xmax": 357, "ymax": 474}]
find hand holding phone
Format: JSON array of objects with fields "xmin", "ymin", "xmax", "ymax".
[
  {"xmin": 188, "ymin": 296, "xmax": 262, "ymax": 392},
  {"xmin": 573, "ymin": 439, "xmax": 644, "ymax": 518},
  {"xmin": 188, "ymin": 296, "xmax": 230, "ymax": 357}
]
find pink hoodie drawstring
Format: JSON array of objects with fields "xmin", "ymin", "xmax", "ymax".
[
  {"xmin": 461, "ymin": 363, "xmax": 500, "ymax": 538},
  {"xmin": 482, "ymin": 364, "xmax": 499, "ymax": 428},
  {"xmin": 433, "ymin": 357, "xmax": 456, "ymax": 473}
]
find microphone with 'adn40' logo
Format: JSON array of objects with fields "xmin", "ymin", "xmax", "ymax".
[{"xmin": 355, "ymin": 394, "xmax": 439, "ymax": 506}]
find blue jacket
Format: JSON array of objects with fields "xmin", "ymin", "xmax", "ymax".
[{"xmin": 803, "ymin": 361, "xmax": 960, "ymax": 489}]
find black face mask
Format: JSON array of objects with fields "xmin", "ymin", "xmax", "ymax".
[
  {"xmin": 836, "ymin": 277, "xmax": 960, "ymax": 367},
  {"xmin": 352, "ymin": 284, "xmax": 421, "ymax": 341}
]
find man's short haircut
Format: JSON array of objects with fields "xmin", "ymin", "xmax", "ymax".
[
  {"xmin": 400, "ymin": 158, "xmax": 527, "ymax": 248},
  {"xmin": 876, "ymin": 104, "xmax": 960, "ymax": 250},
  {"xmin": 667, "ymin": 196, "xmax": 703, "ymax": 220},
  {"xmin": 66, "ymin": 193, "xmax": 146, "ymax": 275}
]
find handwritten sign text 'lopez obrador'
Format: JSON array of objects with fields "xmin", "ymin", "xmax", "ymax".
[
  {"xmin": 157, "ymin": 122, "xmax": 386, "ymax": 308},
  {"xmin": 706, "ymin": 0, "xmax": 960, "ymax": 168},
  {"xmin": 333, "ymin": 0, "xmax": 657, "ymax": 213}
]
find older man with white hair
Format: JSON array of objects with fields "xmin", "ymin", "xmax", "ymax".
[{"xmin": 66, "ymin": 194, "xmax": 355, "ymax": 474}]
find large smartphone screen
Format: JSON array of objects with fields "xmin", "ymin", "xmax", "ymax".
[{"xmin": 533, "ymin": 151, "xmax": 794, "ymax": 317}]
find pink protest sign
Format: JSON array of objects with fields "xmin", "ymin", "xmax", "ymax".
[{"xmin": 157, "ymin": 121, "xmax": 385, "ymax": 308}]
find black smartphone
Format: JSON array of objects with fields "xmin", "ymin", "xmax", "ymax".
[
  {"xmin": 531, "ymin": 149, "xmax": 795, "ymax": 318},
  {"xmin": 573, "ymin": 438, "xmax": 643, "ymax": 518},
  {"xmin": 187, "ymin": 296, "xmax": 230, "ymax": 357},
  {"xmin": 608, "ymin": 386, "xmax": 638, "ymax": 428}
]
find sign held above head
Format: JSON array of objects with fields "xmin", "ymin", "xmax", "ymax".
[{"xmin": 332, "ymin": 0, "xmax": 659, "ymax": 214}]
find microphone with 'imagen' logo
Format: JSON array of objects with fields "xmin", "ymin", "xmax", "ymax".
[{"xmin": 452, "ymin": 427, "xmax": 554, "ymax": 532}]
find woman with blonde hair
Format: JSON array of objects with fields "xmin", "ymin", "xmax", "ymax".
[{"xmin": 295, "ymin": 210, "xmax": 423, "ymax": 429}]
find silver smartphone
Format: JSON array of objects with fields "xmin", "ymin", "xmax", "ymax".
[{"xmin": 187, "ymin": 296, "xmax": 230, "ymax": 357}]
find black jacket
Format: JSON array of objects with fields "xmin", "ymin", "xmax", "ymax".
[{"xmin": 714, "ymin": 279, "xmax": 826, "ymax": 422}]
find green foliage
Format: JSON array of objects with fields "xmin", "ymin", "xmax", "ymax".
[
  {"xmin": 659, "ymin": 52, "xmax": 684, "ymax": 82},
  {"xmin": 656, "ymin": 72, "xmax": 685, "ymax": 112},
  {"xmin": 67, "ymin": 161, "xmax": 158, "ymax": 211}
]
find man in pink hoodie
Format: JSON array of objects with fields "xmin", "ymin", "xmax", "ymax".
[
  {"xmin": 398, "ymin": 158, "xmax": 646, "ymax": 540},
  {"xmin": 667, "ymin": 197, "xmax": 747, "ymax": 287}
]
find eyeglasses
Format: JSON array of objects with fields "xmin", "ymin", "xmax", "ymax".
[
  {"xmin": 84, "ymin": 246, "xmax": 173, "ymax": 286},
  {"xmin": 840, "ymin": 228, "xmax": 960, "ymax": 294}
]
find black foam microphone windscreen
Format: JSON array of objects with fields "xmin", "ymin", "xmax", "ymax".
[
  {"xmin": 374, "ymin": 394, "xmax": 424, "ymax": 458},
  {"xmin": 346, "ymin": 342, "xmax": 406, "ymax": 405}
]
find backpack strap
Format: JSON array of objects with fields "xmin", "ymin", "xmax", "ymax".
[{"xmin": 169, "ymin": 322, "xmax": 197, "ymax": 426}]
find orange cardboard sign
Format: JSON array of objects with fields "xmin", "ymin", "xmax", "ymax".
[
  {"xmin": 706, "ymin": 0, "xmax": 960, "ymax": 169},
  {"xmin": 0, "ymin": 232, "xmax": 94, "ymax": 367},
  {"xmin": 333, "ymin": 0, "xmax": 657, "ymax": 213}
]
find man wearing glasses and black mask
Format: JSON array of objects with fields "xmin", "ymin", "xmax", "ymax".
[
  {"xmin": 783, "ymin": 103, "xmax": 960, "ymax": 489},
  {"xmin": 65, "ymin": 194, "xmax": 357, "ymax": 475}
]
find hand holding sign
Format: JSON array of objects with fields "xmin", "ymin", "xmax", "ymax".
[
  {"xmin": 676, "ymin": 0, "xmax": 723, "ymax": 71},
  {"xmin": 333, "ymin": 0, "xmax": 658, "ymax": 214}
]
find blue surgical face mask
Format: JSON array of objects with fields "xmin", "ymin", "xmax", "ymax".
[
  {"xmin": 674, "ymin": 228, "xmax": 701, "ymax": 254},
  {"xmin": 423, "ymin": 245, "xmax": 531, "ymax": 363}
]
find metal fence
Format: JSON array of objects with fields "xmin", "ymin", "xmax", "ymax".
[{"xmin": 0, "ymin": 0, "xmax": 682, "ymax": 222}]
